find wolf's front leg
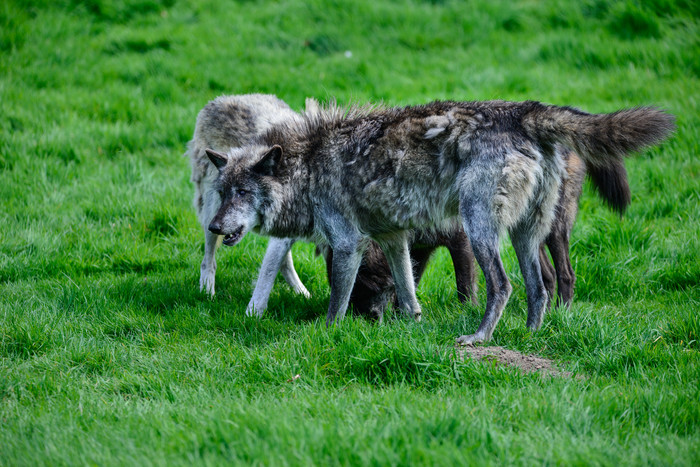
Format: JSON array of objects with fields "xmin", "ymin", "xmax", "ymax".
[
  {"xmin": 200, "ymin": 230, "xmax": 222, "ymax": 296},
  {"xmin": 317, "ymin": 206, "xmax": 367, "ymax": 327},
  {"xmin": 247, "ymin": 237, "xmax": 301, "ymax": 317},
  {"xmin": 379, "ymin": 236, "xmax": 422, "ymax": 322},
  {"xmin": 325, "ymin": 240, "xmax": 365, "ymax": 327},
  {"xmin": 198, "ymin": 181, "xmax": 223, "ymax": 296}
]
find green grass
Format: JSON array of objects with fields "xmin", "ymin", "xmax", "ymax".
[{"xmin": 1, "ymin": 0, "xmax": 699, "ymax": 464}]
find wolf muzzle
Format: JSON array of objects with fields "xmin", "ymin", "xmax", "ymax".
[
  {"xmin": 208, "ymin": 221, "xmax": 223, "ymax": 235},
  {"xmin": 209, "ymin": 221, "xmax": 244, "ymax": 246}
]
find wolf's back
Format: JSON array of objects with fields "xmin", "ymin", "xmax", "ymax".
[{"xmin": 522, "ymin": 103, "xmax": 675, "ymax": 168}]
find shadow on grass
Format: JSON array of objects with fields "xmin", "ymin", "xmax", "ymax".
[
  {"xmin": 96, "ymin": 273, "xmax": 334, "ymax": 347},
  {"xmin": 105, "ymin": 274, "xmax": 210, "ymax": 314}
]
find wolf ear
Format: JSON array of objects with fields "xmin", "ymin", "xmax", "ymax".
[
  {"xmin": 205, "ymin": 149, "xmax": 228, "ymax": 170},
  {"xmin": 252, "ymin": 145, "xmax": 283, "ymax": 177}
]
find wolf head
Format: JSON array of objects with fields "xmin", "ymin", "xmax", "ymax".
[{"xmin": 205, "ymin": 145, "xmax": 282, "ymax": 246}]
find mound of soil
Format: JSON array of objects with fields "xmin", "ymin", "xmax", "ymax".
[{"xmin": 456, "ymin": 345, "xmax": 572, "ymax": 378}]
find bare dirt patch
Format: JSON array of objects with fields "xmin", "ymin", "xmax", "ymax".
[{"xmin": 456, "ymin": 345, "xmax": 572, "ymax": 378}]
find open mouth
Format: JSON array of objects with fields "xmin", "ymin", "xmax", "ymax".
[{"xmin": 222, "ymin": 227, "xmax": 244, "ymax": 246}]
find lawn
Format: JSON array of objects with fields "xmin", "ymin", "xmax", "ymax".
[{"xmin": 1, "ymin": 0, "xmax": 699, "ymax": 465}]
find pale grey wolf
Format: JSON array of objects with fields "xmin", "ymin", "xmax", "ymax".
[
  {"xmin": 205, "ymin": 99, "xmax": 673, "ymax": 344},
  {"xmin": 185, "ymin": 94, "xmax": 310, "ymax": 301}
]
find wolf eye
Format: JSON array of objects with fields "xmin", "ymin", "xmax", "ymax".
[{"xmin": 237, "ymin": 189, "xmax": 247, "ymax": 197}]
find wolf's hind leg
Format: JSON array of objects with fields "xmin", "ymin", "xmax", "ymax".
[
  {"xmin": 511, "ymin": 226, "xmax": 549, "ymax": 331},
  {"xmin": 280, "ymin": 249, "xmax": 311, "ymax": 298},
  {"xmin": 379, "ymin": 236, "xmax": 422, "ymax": 322},
  {"xmin": 456, "ymin": 202, "xmax": 512, "ymax": 345},
  {"xmin": 200, "ymin": 230, "xmax": 222, "ymax": 296},
  {"xmin": 546, "ymin": 230, "xmax": 575, "ymax": 307},
  {"xmin": 447, "ymin": 230, "xmax": 478, "ymax": 305},
  {"xmin": 539, "ymin": 245, "xmax": 556, "ymax": 305}
]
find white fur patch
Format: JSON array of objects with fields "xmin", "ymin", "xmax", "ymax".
[
  {"xmin": 423, "ymin": 115, "xmax": 450, "ymax": 139},
  {"xmin": 425, "ymin": 127, "xmax": 447, "ymax": 139}
]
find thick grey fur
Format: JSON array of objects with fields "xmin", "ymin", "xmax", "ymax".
[{"xmin": 206, "ymin": 100, "xmax": 674, "ymax": 344}]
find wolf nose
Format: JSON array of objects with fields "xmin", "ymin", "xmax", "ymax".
[{"xmin": 208, "ymin": 222, "xmax": 223, "ymax": 235}]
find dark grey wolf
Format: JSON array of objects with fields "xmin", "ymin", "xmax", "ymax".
[
  {"xmin": 205, "ymin": 100, "xmax": 673, "ymax": 344},
  {"xmin": 185, "ymin": 94, "xmax": 310, "ymax": 299}
]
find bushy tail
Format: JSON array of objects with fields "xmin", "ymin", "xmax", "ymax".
[
  {"xmin": 587, "ymin": 159, "xmax": 631, "ymax": 215},
  {"xmin": 523, "ymin": 103, "xmax": 675, "ymax": 169}
]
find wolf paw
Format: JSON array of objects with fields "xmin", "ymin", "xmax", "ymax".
[
  {"xmin": 289, "ymin": 282, "xmax": 311, "ymax": 298},
  {"xmin": 199, "ymin": 272, "xmax": 216, "ymax": 297},
  {"xmin": 245, "ymin": 301, "xmax": 265, "ymax": 318},
  {"xmin": 456, "ymin": 333, "xmax": 485, "ymax": 346}
]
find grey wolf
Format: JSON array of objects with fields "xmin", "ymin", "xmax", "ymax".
[
  {"xmin": 251, "ymin": 148, "xmax": 627, "ymax": 321},
  {"xmin": 185, "ymin": 93, "xmax": 310, "ymax": 300},
  {"xmin": 256, "ymin": 150, "xmax": 628, "ymax": 319},
  {"xmin": 205, "ymin": 100, "xmax": 674, "ymax": 344}
]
